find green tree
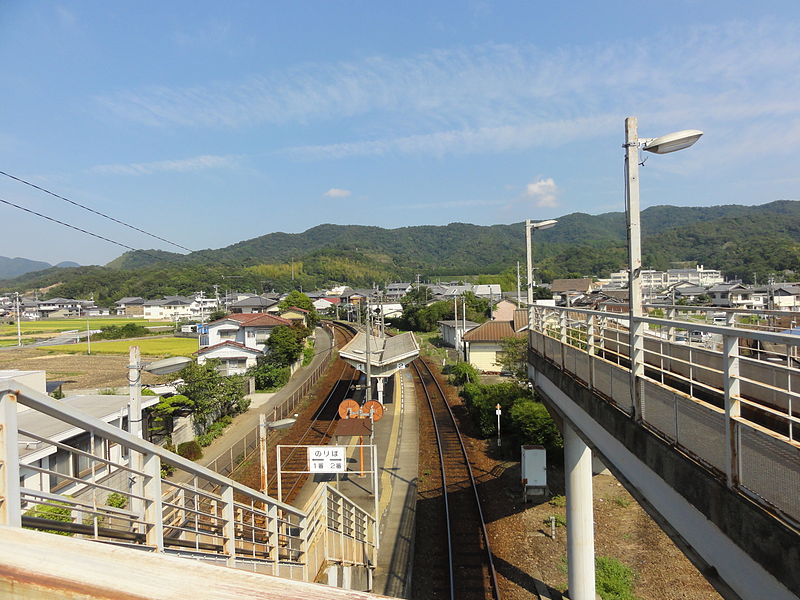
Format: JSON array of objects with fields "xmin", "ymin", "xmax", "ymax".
[
  {"xmin": 510, "ymin": 399, "xmax": 563, "ymax": 448},
  {"xmin": 496, "ymin": 336, "xmax": 527, "ymax": 381},
  {"xmin": 176, "ymin": 361, "xmax": 248, "ymax": 432},
  {"xmin": 266, "ymin": 325, "xmax": 305, "ymax": 366},
  {"xmin": 279, "ymin": 290, "xmax": 320, "ymax": 325},
  {"xmin": 249, "ymin": 359, "xmax": 290, "ymax": 390}
]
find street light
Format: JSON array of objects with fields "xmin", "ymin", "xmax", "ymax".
[
  {"xmin": 128, "ymin": 348, "xmax": 193, "ymax": 440},
  {"xmin": 624, "ymin": 116, "xmax": 702, "ymax": 421},
  {"xmin": 525, "ymin": 219, "xmax": 558, "ymax": 306}
]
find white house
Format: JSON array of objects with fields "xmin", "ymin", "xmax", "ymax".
[{"xmin": 197, "ymin": 312, "xmax": 292, "ymax": 374}]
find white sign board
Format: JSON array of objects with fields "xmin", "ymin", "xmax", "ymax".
[{"xmin": 308, "ymin": 446, "xmax": 346, "ymax": 473}]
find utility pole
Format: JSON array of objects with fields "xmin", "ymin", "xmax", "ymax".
[
  {"xmin": 454, "ymin": 296, "xmax": 459, "ymax": 353},
  {"xmin": 15, "ymin": 292, "xmax": 22, "ymax": 347},
  {"xmin": 291, "ymin": 258, "xmax": 295, "ymax": 281},
  {"xmin": 525, "ymin": 219, "xmax": 533, "ymax": 306},
  {"xmin": 365, "ymin": 301, "xmax": 372, "ymax": 404},
  {"xmin": 516, "ymin": 262, "xmax": 521, "ymax": 308}
]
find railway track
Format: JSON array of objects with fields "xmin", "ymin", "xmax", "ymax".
[
  {"xmin": 264, "ymin": 322, "xmax": 359, "ymax": 504},
  {"xmin": 412, "ymin": 357, "xmax": 499, "ymax": 600}
]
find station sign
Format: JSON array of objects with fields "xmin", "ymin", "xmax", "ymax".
[{"xmin": 308, "ymin": 446, "xmax": 346, "ymax": 473}]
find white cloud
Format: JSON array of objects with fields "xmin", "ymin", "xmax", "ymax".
[
  {"xmin": 94, "ymin": 19, "xmax": 800, "ymax": 163},
  {"xmin": 323, "ymin": 188, "xmax": 352, "ymax": 198},
  {"xmin": 525, "ymin": 177, "xmax": 559, "ymax": 208},
  {"xmin": 91, "ymin": 154, "xmax": 235, "ymax": 176}
]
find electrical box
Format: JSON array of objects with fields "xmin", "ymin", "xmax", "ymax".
[{"xmin": 521, "ymin": 445, "xmax": 547, "ymax": 501}]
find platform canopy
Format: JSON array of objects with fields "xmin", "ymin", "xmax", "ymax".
[{"xmin": 339, "ymin": 332, "xmax": 419, "ymax": 378}]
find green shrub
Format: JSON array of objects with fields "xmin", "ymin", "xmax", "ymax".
[
  {"xmin": 447, "ymin": 361, "xmax": 479, "ymax": 386},
  {"xmin": 543, "ymin": 514, "xmax": 567, "ymax": 528},
  {"xmin": 141, "ymin": 388, "xmax": 157, "ymax": 396},
  {"xmin": 105, "ymin": 492, "xmax": 128, "ymax": 510},
  {"xmin": 99, "ymin": 388, "xmax": 118, "ymax": 395},
  {"xmin": 177, "ymin": 440, "xmax": 203, "ymax": 461},
  {"xmin": 197, "ymin": 415, "xmax": 234, "ymax": 447},
  {"xmin": 595, "ymin": 556, "xmax": 637, "ymax": 600},
  {"xmin": 24, "ymin": 502, "xmax": 74, "ymax": 535},
  {"xmin": 50, "ymin": 388, "xmax": 65, "ymax": 399},
  {"xmin": 510, "ymin": 399, "xmax": 563, "ymax": 449},
  {"xmin": 549, "ymin": 494, "xmax": 567, "ymax": 508},
  {"xmin": 303, "ymin": 340, "xmax": 315, "ymax": 366}
]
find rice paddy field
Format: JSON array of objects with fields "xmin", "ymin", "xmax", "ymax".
[
  {"xmin": 37, "ymin": 337, "xmax": 199, "ymax": 357},
  {"xmin": 0, "ymin": 318, "xmax": 172, "ymax": 336}
]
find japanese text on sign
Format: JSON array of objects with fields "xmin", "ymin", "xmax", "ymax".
[{"xmin": 308, "ymin": 446, "xmax": 346, "ymax": 473}]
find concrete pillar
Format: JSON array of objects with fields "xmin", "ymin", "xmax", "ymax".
[
  {"xmin": 565, "ymin": 424, "xmax": 596, "ymax": 600},
  {"xmin": 376, "ymin": 377, "xmax": 385, "ymax": 405}
]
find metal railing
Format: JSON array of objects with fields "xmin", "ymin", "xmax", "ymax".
[
  {"xmin": 0, "ymin": 379, "xmax": 375, "ymax": 582},
  {"xmin": 528, "ymin": 304, "xmax": 800, "ymax": 528}
]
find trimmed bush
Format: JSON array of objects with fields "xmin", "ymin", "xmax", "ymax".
[{"xmin": 177, "ymin": 440, "xmax": 203, "ymax": 461}]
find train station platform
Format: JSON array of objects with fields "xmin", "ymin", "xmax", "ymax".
[{"xmin": 292, "ymin": 368, "xmax": 419, "ymax": 597}]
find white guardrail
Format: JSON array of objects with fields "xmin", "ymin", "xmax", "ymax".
[
  {"xmin": 528, "ymin": 304, "xmax": 800, "ymax": 528},
  {"xmin": 0, "ymin": 381, "xmax": 375, "ymax": 582}
]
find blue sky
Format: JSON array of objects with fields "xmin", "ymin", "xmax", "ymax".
[{"xmin": 1, "ymin": 1, "xmax": 799, "ymax": 265}]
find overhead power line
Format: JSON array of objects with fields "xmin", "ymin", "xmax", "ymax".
[
  {"xmin": 0, "ymin": 196, "xmax": 140, "ymax": 254},
  {"xmin": 0, "ymin": 169, "xmax": 193, "ymax": 252}
]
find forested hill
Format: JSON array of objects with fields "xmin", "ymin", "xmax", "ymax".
[{"xmin": 2, "ymin": 200, "xmax": 799, "ymax": 304}]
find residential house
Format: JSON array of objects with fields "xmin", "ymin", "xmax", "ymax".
[
  {"xmin": 229, "ymin": 294, "xmax": 278, "ymax": 314},
  {"xmin": 551, "ymin": 278, "xmax": 598, "ymax": 306},
  {"xmin": 278, "ymin": 306, "xmax": 310, "ymax": 327},
  {"xmin": 384, "ymin": 282, "xmax": 412, "ymax": 300},
  {"xmin": 17, "ymin": 390, "xmax": 161, "ymax": 497},
  {"xmin": 197, "ymin": 312, "xmax": 292, "ymax": 375},
  {"xmin": 462, "ymin": 318, "xmax": 525, "ymax": 373},
  {"xmin": 729, "ymin": 286, "xmax": 770, "ymax": 310},
  {"xmin": 772, "ymin": 285, "xmax": 800, "ymax": 311},
  {"xmin": 708, "ymin": 284, "xmax": 744, "ymax": 308},
  {"xmin": 438, "ymin": 319, "xmax": 479, "ymax": 353},
  {"xmin": 492, "ymin": 299, "xmax": 518, "ymax": 321},
  {"xmin": 114, "ymin": 297, "xmax": 145, "ymax": 316}
]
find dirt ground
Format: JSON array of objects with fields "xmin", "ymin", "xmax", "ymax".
[
  {"xmin": 0, "ymin": 347, "xmax": 169, "ymax": 390},
  {"xmin": 422, "ymin": 364, "xmax": 723, "ymax": 600}
]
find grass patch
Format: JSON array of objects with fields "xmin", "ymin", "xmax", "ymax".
[
  {"xmin": 608, "ymin": 494, "xmax": 632, "ymax": 508},
  {"xmin": 548, "ymin": 494, "xmax": 567, "ymax": 508},
  {"xmin": 595, "ymin": 556, "xmax": 638, "ymax": 600},
  {"xmin": 414, "ymin": 331, "xmax": 448, "ymax": 363},
  {"xmin": 38, "ymin": 337, "xmax": 198, "ymax": 357}
]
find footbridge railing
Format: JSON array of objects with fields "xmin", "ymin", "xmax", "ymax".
[
  {"xmin": 0, "ymin": 381, "xmax": 375, "ymax": 583},
  {"xmin": 528, "ymin": 304, "xmax": 800, "ymax": 529}
]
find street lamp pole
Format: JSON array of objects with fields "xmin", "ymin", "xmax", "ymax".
[
  {"xmin": 625, "ymin": 117, "xmax": 645, "ymax": 421},
  {"xmin": 525, "ymin": 219, "xmax": 558, "ymax": 307},
  {"xmin": 624, "ymin": 116, "xmax": 703, "ymax": 420}
]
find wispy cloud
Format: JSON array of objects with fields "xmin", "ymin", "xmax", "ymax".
[
  {"xmin": 90, "ymin": 154, "xmax": 236, "ymax": 176},
  {"xmin": 323, "ymin": 188, "xmax": 352, "ymax": 198},
  {"xmin": 526, "ymin": 177, "xmax": 559, "ymax": 208},
  {"xmin": 94, "ymin": 19, "xmax": 800, "ymax": 161}
]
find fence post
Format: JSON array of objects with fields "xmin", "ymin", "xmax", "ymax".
[
  {"xmin": 0, "ymin": 392, "xmax": 22, "ymax": 527},
  {"xmin": 723, "ymin": 334, "xmax": 742, "ymax": 488},
  {"xmin": 222, "ymin": 485, "xmax": 237, "ymax": 567},
  {"xmin": 142, "ymin": 452, "xmax": 164, "ymax": 551}
]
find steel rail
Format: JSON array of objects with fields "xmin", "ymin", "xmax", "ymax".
[{"xmin": 412, "ymin": 357, "xmax": 500, "ymax": 600}]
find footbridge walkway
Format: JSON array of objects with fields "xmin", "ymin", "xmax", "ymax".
[
  {"xmin": 0, "ymin": 380, "xmax": 378, "ymax": 596},
  {"xmin": 526, "ymin": 303, "xmax": 800, "ymax": 600}
]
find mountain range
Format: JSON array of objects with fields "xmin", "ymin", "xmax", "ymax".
[
  {"xmin": 1, "ymin": 200, "xmax": 798, "ymax": 304},
  {"xmin": 0, "ymin": 256, "xmax": 79, "ymax": 280}
]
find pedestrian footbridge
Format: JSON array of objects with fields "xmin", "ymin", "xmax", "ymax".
[
  {"xmin": 0, "ymin": 381, "xmax": 380, "ymax": 597},
  {"xmin": 527, "ymin": 304, "xmax": 800, "ymax": 600}
]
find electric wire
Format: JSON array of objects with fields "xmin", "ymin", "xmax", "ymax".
[
  {"xmin": 0, "ymin": 169, "xmax": 193, "ymax": 252},
  {"xmin": 0, "ymin": 195, "xmax": 139, "ymax": 254}
]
